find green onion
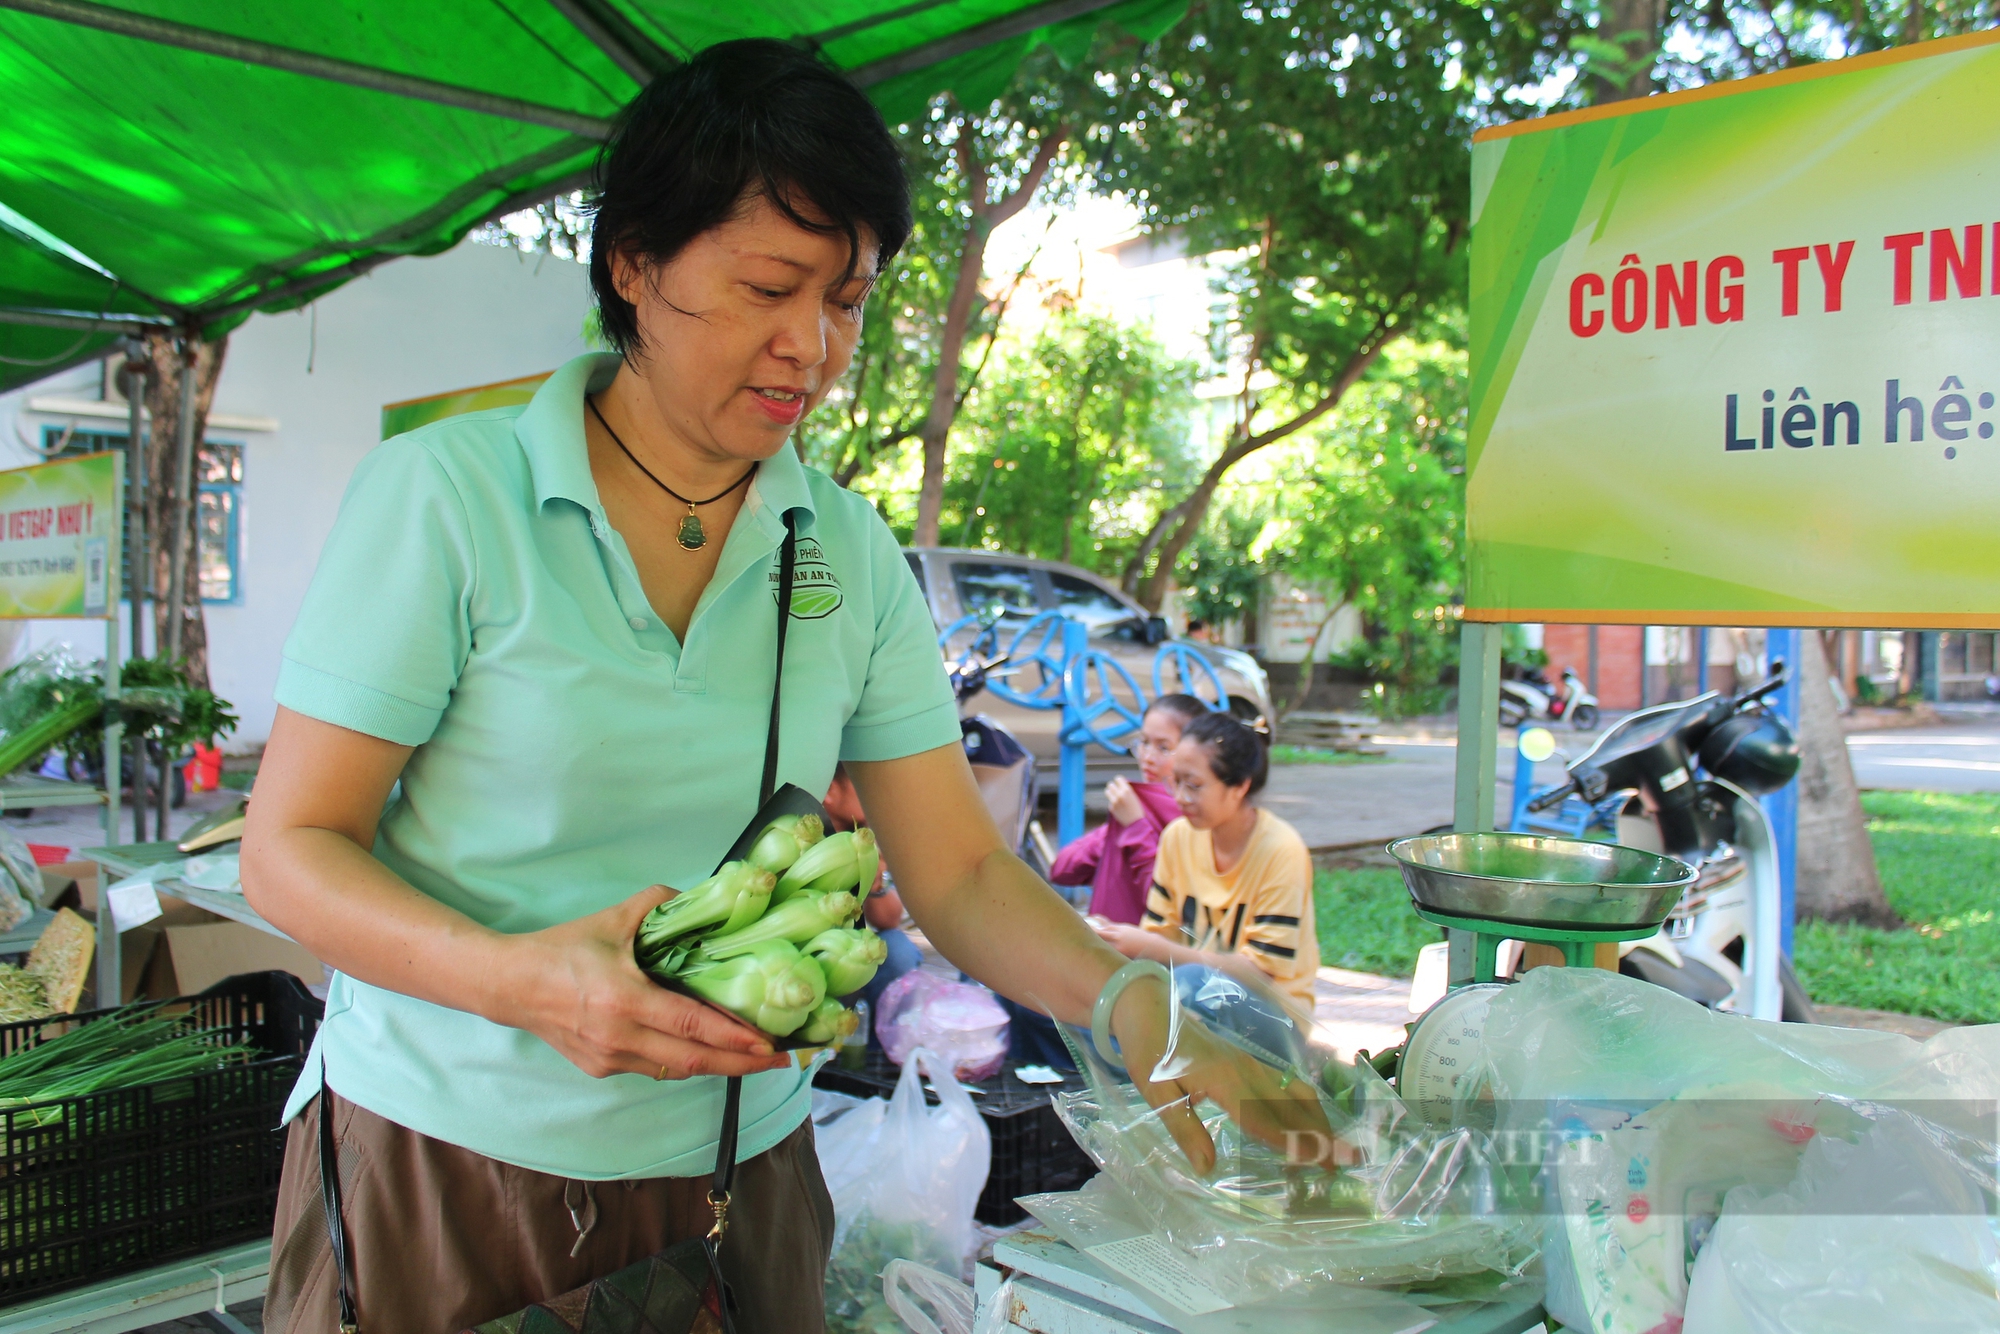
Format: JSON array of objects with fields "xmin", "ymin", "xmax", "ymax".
[{"xmin": 0, "ymin": 1007, "xmax": 252, "ymax": 1126}]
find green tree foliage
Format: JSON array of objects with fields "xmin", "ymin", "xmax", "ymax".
[
  {"xmin": 1578, "ymin": 0, "xmax": 1996, "ymax": 101},
  {"xmin": 1254, "ymin": 339, "xmax": 1468, "ymax": 718},
  {"xmin": 1085, "ymin": 0, "xmax": 1582, "ymax": 610},
  {"xmin": 944, "ymin": 309, "xmax": 1199, "ymax": 572},
  {"xmin": 1175, "ymin": 499, "xmax": 1269, "ymax": 631}
]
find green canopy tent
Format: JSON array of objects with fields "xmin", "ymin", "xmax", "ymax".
[{"xmin": 0, "ymin": 0, "xmax": 1183, "ymax": 392}]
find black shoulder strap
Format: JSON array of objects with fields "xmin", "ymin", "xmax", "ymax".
[
  {"xmin": 705, "ymin": 510, "xmax": 794, "ymax": 1331},
  {"xmin": 761, "ymin": 512, "xmax": 798, "ymax": 808},
  {"xmin": 318, "ymin": 1067, "xmax": 361, "ymax": 1333}
]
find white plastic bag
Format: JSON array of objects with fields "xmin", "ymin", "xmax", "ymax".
[
  {"xmin": 0, "ymin": 821, "xmax": 39, "ymax": 931},
  {"xmin": 1682, "ymin": 1112, "xmax": 2000, "ymax": 1332},
  {"xmin": 881, "ymin": 1260, "xmax": 975, "ymax": 1334},
  {"xmin": 876, "ymin": 972, "xmax": 1009, "ymax": 1081},
  {"xmin": 820, "ymin": 1049, "xmax": 993, "ymax": 1334}
]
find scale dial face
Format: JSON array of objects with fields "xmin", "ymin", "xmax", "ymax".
[{"xmin": 1398, "ymin": 983, "xmax": 1506, "ymax": 1126}]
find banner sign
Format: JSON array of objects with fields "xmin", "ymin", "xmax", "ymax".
[
  {"xmin": 381, "ymin": 372, "xmax": 550, "ymax": 440},
  {"xmin": 1467, "ymin": 30, "xmax": 2000, "ymax": 627},
  {"xmin": 0, "ymin": 451, "xmax": 121, "ymax": 619}
]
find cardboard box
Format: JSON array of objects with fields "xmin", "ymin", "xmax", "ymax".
[
  {"xmin": 150, "ymin": 920, "xmax": 324, "ymax": 998},
  {"xmin": 36, "ymin": 860, "xmax": 98, "ymax": 911}
]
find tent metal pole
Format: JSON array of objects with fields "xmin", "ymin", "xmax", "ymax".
[
  {"xmin": 0, "ymin": 0, "xmax": 614, "ymax": 138},
  {"xmin": 165, "ymin": 353, "xmax": 194, "ymax": 665},
  {"xmin": 845, "ymin": 0, "xmax": 1126, "ymax": 85},
  {"xmin": 121, "ymin": 352, "xmax": 148, "ymax": 841},
  {"xmin": 0, "ymin": 306, "xmax": 169, "ymax": 333},
  {"xmin": 544, "ymin": 0, "xmax": 675, "ymax": 83}
]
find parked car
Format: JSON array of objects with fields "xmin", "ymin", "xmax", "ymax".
[{"xmin": 903, "ymin": 547, "xmax": 1273, "ymax": 779}]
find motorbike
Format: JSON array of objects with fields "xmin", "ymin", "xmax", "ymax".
[
  {"xmin": 1526, "ymin": 665, "xmax": 1815, "ymax": 1021},
  {"xmin": 1499, "ymin": 665, "xmax": 1600, "ymax": 731}
]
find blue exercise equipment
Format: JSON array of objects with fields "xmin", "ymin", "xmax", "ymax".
[
  {"xmin": 1062, "ymin": 650, "xmax": 1148, "ymax": 756},
  {"xmin": 1151, "ymin": 641, "xmax": 1229, "ymax": 712},
  {"xmin": 984, "ymin": 611, "xmax": 1070, "ymax": 710}
]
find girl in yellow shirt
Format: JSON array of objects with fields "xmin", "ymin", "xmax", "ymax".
[{"xmin": 1094, "ymin": 711, "xmax": 1320, "ymax": 1019}]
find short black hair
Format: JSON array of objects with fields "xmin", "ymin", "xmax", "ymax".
[
  {"xmin": 587, "ymin": 39, "xmax": 912, "ymax": 358},
  {"xmin": 1181, "ymin": 711, "xmax": 1270, "ymax": 796}
]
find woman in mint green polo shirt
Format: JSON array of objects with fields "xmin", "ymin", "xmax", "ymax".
[{"xmin": 242, "ymin": 40, "xmax": 1332, "ymax": 1334}]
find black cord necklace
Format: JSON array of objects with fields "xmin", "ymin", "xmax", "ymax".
[{"xmin": 587, "ymin": 396, "xmax": 756, "ymax": 552}]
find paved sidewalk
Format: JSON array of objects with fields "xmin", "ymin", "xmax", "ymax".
[{"xmin": 1309, "ymin": 965, "xmax": 1414, "ymax": 1060}]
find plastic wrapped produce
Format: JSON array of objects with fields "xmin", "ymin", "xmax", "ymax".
[{"xmin": 875, "ymin": 972, "xmax": 1009, "ymax": 1081}]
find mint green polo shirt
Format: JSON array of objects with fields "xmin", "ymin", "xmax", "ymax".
[{"xmin": 275, "ymin": 352, "xmax": 958, "ymax": 1179}]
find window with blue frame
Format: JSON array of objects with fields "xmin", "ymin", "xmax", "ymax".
[{"xmin": 40, "ymin": 428, "xmax": 244, "ymax": 604}]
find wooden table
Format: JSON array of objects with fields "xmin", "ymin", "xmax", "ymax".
[{"xmin": 0, "ymin": 1240, "xmax": 267, "ymax": 1334}]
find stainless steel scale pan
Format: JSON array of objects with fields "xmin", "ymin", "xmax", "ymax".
[{"xmin": 1387, "ymin": 831, "xmax": 1697, "ymax": 930}]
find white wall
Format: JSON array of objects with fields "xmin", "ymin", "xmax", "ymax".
[{"xmin": 0, "ymin": 241, "xmax": 593, "ymax": 748}]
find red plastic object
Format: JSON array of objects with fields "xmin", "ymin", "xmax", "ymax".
[
  {"xmin": 188, "ymin": 742, "xmax": 224, "ymax": 792},
  {"xmin": 25, "ymin": 844, "xmax": 69, "ymax": 866}
]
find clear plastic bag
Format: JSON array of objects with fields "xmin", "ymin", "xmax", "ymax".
[
  {"xmin": 1053, "ymin": 962, "xmax": 1540, "ymax": 1302},
  {"xmin": 876, "ymin": 972, "xmax": 1009, "ymax": 1081},
  {"xmin": 820, "ymin": 1048, "xmax": 993, "ymax": 1333}
]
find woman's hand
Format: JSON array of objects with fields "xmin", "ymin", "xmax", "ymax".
[
  {"xmin": 1105, "ymin": 776, "xmax": 1143, "ymax": 826},
  {"xmin": 494, "ymin": 885, "xmax": 793, "ymax": 1082},
  {"xmin": 1109, "ymin": 976, "xmax": 1356, "ymax": 1174}
]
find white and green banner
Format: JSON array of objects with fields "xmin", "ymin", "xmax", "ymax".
[
  {"xmin": 1468, "ymin": 30, "xmax": 2000, "ymax": 627},
  {"xmin": 0, "ymin": 451, "xmax": 121, "ymax": 619}
]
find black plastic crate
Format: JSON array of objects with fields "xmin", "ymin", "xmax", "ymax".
[
  {"xmin": 0, "ymin": 970, "xmax": 322, "ymax": 1304},
  {"xmin": 813, "ymin": 1048, "xmax": 1097, "ymax": 1225}
]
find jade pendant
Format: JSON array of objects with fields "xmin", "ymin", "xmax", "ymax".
[{"xmin": 677, "ymin": 510, "xmax": 705, "ymax": 551}]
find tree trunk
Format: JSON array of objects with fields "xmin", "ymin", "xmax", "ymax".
[
  {"xmin": 1597, "ymin": 0, "xmax": 1663, "ymax": 100},
  {"xmin": 139, "ymin": 332, "xmax": 227, "ymax": 689},
  {"xmin": 1277, "ymin": 598, "xmax": 1345, "ymax": 723},
  {"xmin": 1793, "ymin": 628, "xmax": 1902, "ymax": 928},
  {"xmin": 911, "ymin": 128, "xmax": 1066, "ymax": 546}
]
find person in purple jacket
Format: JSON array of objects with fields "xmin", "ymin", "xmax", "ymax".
[{"xmin": 1050, "ymin": 693, "xmax": 1208, "ymax": 923}]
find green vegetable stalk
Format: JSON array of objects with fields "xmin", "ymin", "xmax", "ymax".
[
  {"xmin": 698, "ymin": 890, "xmax": 858, "ymax": 960},
  {"xmin": 796, "ymin": 998, "xmax": 859, "ymax": 1047},
  {"xmin": 634, "ymin": 861, "xmax": 774, "ymax": 969},
  {"xmin": 802, "ymin": 927, "xmax": 887, "ymax": 997},
  {"xmin": 745, "ymin": 813, "xmax": 825, "ymax": 876},
  {"xmin": 677, "ymin": 940, "xmax": 827, "ymax": 1036},
  {"xmin": 773, "ymin": 828, "xmax": 878, "ymax": 902}
]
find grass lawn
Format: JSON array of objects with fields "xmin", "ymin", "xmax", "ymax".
[
  {"xmin": 1314, "ymin": 865, "xmax": 1437, "ymax": 977},
  {"xmin": 1793, "ymin": 790, "xmax": 2000, "ymax": 1024},
  {"xmin": 1310, "ymin": 791, "xmax": 2000, "ymax": 1022},
  {"xmin": 1272, "ymin": 745, "xmax": 1390, "ymax": 767}
]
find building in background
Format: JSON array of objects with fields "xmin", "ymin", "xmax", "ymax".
[{"xmin": 0, "ymin": 240, "xmax": 592, "ymax": 748}]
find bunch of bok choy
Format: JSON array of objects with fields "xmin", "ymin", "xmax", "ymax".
[{"xmin": 634, "ymin": 814, "xmax": 885, "ymax": 1041}]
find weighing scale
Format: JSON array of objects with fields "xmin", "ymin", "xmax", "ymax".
[{"xmin": 1385, "ymin": 829, "xmax": 1697, "ymax": 1123}]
